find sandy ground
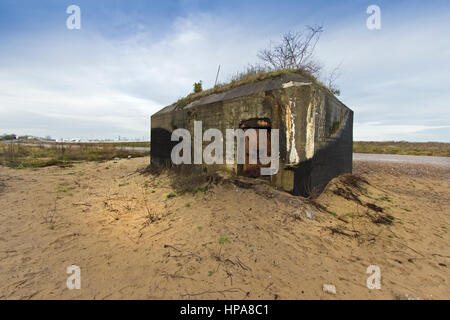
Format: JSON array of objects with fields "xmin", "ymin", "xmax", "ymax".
[{"xmin": 0, "ymin": 158, "xmax": 448, "ymax": 300}]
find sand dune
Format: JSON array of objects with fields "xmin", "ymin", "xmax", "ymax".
[{"xmin": 0, "ymin": 158, "xmax": 448, "ymax": 299}]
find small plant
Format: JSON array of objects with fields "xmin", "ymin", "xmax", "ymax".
[
  {"xmin": 208, "ymin": 271, "xmax": 214, "ymax": 277},
  {"xmin": 193, "ymin": 186, "xmax": 208, "ymax": 195},
  {"xmin": 384, "ymin": 215, "xmax": 395, "ymax": 224},
  {"xmin": 185, "ymin": 203, "xmax": 191, "ymax": 207},
  {"xmin": 193, "ymin": 81, "xmax": 203, "ymax": 93},
  {"xmin": 379, "ymin": 196, "xmax": 392, "ymax": 203},
  {"xmin": 197, "ymin": 226, "xmax": 203, "ymax": 231},
  {"xmin": 166, "ymin": 192, "xmax": 176, "ymax": 199},
  {"xmin": 218, "ymin": 237, "xmax": 229, "ymax": 245},
  {"xmin": 327, "ymin": 211, "xmax": 338, "ymax": 217},
  {"xmin": 344, "ymin": 213, "xmax": 353, "ymax": 218}
]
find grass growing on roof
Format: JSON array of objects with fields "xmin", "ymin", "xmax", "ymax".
[{"xmin": 175, "ymin": 68, "xmax": 334, "ymax": 108}]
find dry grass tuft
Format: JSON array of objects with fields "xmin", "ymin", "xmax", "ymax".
[
  {"xmin": 175, "ymin": 68, "xmax": 332, "ymax": 108},
  {"xmin": 169, "ymin": 169, "xmax": 223, "ymax": 194},
  {"xmin": 0, "ymin": 142, "xmax": 148, "ymax": 169},
  {"xmin": 354, "ymin": 141, "xmax": 450, "ymax": 157},
  {"xmin": 140, "ymin": 163, "xmax": 166, "ymax": 176}
]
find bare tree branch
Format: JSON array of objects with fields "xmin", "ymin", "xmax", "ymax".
[
  {"xmin": 257, "ymin": 25, "xmax": 324, "ymax": 76},
  {"xmin": 326, "ymin": 63, "xmax": 342, "ymax": 95}
]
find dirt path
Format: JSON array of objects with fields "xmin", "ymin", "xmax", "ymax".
[
  {"xmin": 0, "ymin": 158, "xmax": 448, "ymax": 299},
  {"xmin": 354, "ymin": 153, "xmax": 450, "ymax": 165}
]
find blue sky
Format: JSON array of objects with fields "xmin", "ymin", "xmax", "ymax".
[{"xmin": 1, "ymin": 0, "xmax": 449, "ymax": 141}]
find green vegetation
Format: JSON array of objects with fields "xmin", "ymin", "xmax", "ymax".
[
  {"xmin": 174, "ymin": 26, "xmax": 340, "ymax": 107},
  {"xmin": 344, "ymin": 213, "xmax": 353, "ymax": 218},
  {"xmin": 0, "ymin": 134, "xmax": 17, "ymax": 141},
  {"xmin": 38, "ymin": 141, "xmax": 150, "ymax": 148},
  {"xmin": 193, "ymin": 81, "xmax": 203, "ymax": 93},
  {"xmin": 193, "ymin": 186, "xmax": 208, "ymax": 195},
  {"xmin": 165, "ymin": 192, "xmax": 176, "ymax": 199},
  {"xmin": 218, "ymin": 237, "xmax": 229, "ymax": 245},
  {"xmin": 175, "ymin": 68, "xmax": 332, "ymax": 108},
  {"xmin": 383, "ymin": 215, "xmax": 395, "ymax": 224},
  {"xmin": 353, "ymin": 141, "xmax": 449, "ymax": 157},
  {"xmin": 329, "ymin": 121, "xmax": 341, "ymax": 136},
  {"xmin": 379, "ymin": 196, "xmax": 392, "ymax": 203},
  {"xmin": 92, "ymin": 141, "xmax": 149, "ymax": 148},
  {"xmin": 0, "ymin": 142, "xmax": 148, "ymax": 169}
]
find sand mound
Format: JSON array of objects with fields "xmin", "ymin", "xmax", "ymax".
[{"xmin": 0, "ymin": 158, "xmax": 448, "ymax": 299}]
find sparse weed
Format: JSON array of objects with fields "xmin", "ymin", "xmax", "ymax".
[
  {"xmin": 166, "ymin": 192, "xmax": 176, "ymax": 199},
  {"xmin": 219, "ymin": 237, "xmax": 229, "ymax": 245},
  {"xmin": 379, "ymin": 196, "xmax": 392, "ymax": 202}
]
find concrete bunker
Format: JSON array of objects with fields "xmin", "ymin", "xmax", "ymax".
[{"xmin": 150, "ymin": 73, "xmax": 353, "ymax": 197}]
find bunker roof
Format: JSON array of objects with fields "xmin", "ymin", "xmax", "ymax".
[
  {"xmin": 155, "ymin": 73, "xmax": 312, "ymax": 115},
  {"xmin": 153, "ymin": 71, "xmax": 347, "ymax": 116}
]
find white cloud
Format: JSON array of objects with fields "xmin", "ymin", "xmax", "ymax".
[
  {"xmin": 0, "ymin": 9, "xmax": 449, "ymax": 142},
  {"xmin": 315, "ymin": 9, "xmax": 450, "ymax": 141},
  {"xmin": 0, "ymin": 13, "xmax": 268, "ymax": 139}
]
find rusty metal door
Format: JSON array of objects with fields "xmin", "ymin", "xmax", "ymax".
[{"xmin": 242, "ymin": 129, "xmax": 271, "ymax": 177}]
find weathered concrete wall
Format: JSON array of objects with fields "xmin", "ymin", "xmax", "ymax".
[
  {"xmin": 151, "ymin": 74, "xmax": 353, "ymax": 196},
  {"xmin": 290, "ymin": 87, "xmax": 353, "ymax": 196}
]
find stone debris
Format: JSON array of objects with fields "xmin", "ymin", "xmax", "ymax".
[
  {"xmin": 305, "ymin": 209, "xmax": 315, "ymax": 219},
  {"xmin": 397, "ymin": 293, "xmax": 421, "ymax": 300},
  {"xmin": 323, "ymin": 284, "xmax": 336, "ymax": 295}
]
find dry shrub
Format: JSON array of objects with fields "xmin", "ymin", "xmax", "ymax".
[
  {"xmin": 364, "ymin": 209, "xmax": 394, "ymax": 225},
  {"xmin": 0, "ymin": 142, "xmax": 147, "ymax": 169},
  {"xmin": 366, "ymin": 203, "xmax": 383, "ymax": 213},
  {"xmin": 233, "ymin": 179, "xmax": 254, "ymax": 189},
  {"xmin": 340, "ymin": 174, "xmax": 369, "ymax": 190},
  {"xmin": 332, "ymin": 187, "xmax": 362, "ymax": 204},
  {"xmin": 169, "ymin": 167, "xmax": 222, "ymax": 194},
  {"xmin": 329, "ymin": 174, "xmax": 370, "ymax": 204},
  {"xmin": 140, "ymin": 164, "xmax": 166, "ymax": 176},
  {"xmin": 307, "ymin": 197, "xmax": 328, "ymax": 211}
]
